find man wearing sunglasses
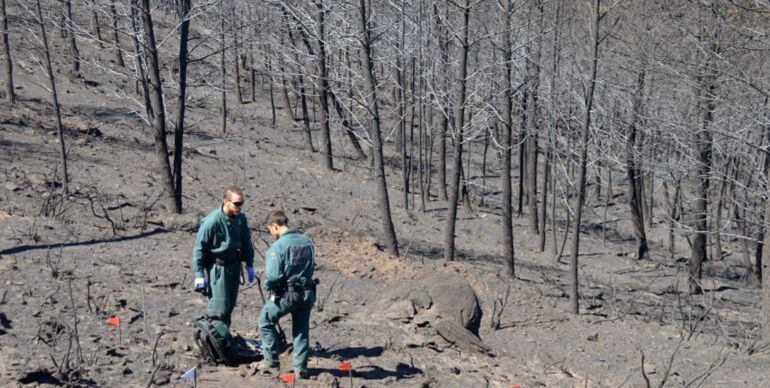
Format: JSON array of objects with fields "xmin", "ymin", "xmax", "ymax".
[{"xmin": 192, "ymin": 186, "xmax": 255, "ymax": 336}]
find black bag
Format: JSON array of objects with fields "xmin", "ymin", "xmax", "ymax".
[
  {"xmin": 193, "ymin": 316, "xmax": 263, "ymax": 366},
  {"xmin": 193, "ymin": 316, "xmax": 237, "ymax": 366}
]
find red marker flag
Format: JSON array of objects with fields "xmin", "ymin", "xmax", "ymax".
[
  {"xmin": 337, "ymin": 360, "xmax": 351, "ymax": 372},
  {"xmin": 279, "ymin": 373, "xmax": 295, "ymax": 384},
  {"xmin": 107, "ymin": 315, "xmax": 120, "ymax": 328}
]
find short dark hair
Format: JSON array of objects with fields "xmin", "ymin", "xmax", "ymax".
[
  {"xmin": 223, "ymin": 186, "xmax": 243, "ymax": 200},
  {"xmin": 265, "ymin": 210, "xmax": 288, "ymax": 226}
]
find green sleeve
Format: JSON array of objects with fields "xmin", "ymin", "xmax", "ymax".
[
  {"xmin": 263, "ymin": 244, "xmax": 285, "ymax": 291},
  {"xmin": 241, "ymin": 216, "xmax": 255, "ymax": 267},
  {"xmin": 192, "ymin": 218, "xmax": 213, "ymax": 277}
]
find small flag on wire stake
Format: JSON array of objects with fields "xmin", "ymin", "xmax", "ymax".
[
  {"xmin": 338, "ymin": 360, "xmax": 353, "ymax": 387},
  {"xmin": 177, "ymin": 366, "xmax": 197, "ymax": 387},
  {"xmin": 106, "ymin": 315, "xmax": 121, "ymax": 344},
  {"xmin": 279, "ymin": 372, "xmax": 295, "ymax": 386}
]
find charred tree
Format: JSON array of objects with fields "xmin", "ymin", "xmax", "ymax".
[
  {"xmin": 37, "ymin": 0, "xmax": 69, "ymax": 194},
  {"xmin": 358, "ymin": 0, "xmax": 399, "ymax": 257},
  {"xmin": 220, "ymin": 11, "xmax": 227, "ymax": 133},
  {"xmin": 626, "ymin": 66, "xmax": 649, "ymax": 260},
  {"xmin": 62, "ymin": 0, "xmax": 80, "ymax": 74},
  {"xmin": 315, "ymin": 0, "xmax": 333, "ymax": 170},
  {"xmin": 172, "ymin": 0, "xmax": 191, "ymax": 213},
  {"xmin": 689, "ymin": 19, "xmax": 720, "ymax": 295},
  {"xmin": 433, "ymin": 3, "xmax": 449, "ymax": 201},
  {"xmin": 569, "ymin": 0, "xmax": 602, "ymax": 314},
  {"xmin": 444, "ymin": 0, "xmax": 470, "ymax": 262},
  {"xmin": 129, "ymin": 0, "xmax": 152, "ymax": 122},
  {"xmin": 109, "ymin": 0, "xmax": 124, "ymax": 67},
  {"xmin": 525, "ymin": 0, "xmax": 544, "ymax": 234},
  {"xmin": 90, "ymin": 0, "xmax": 104, "ymax": 48},
  {"xmin": 501, "ymin": 0, "xmax": 516, "ymax": 277},
  {"xmin": 139, "ymin": 0, "xmax": 177, "ymax": 212},
  {"xmin": 1, "ymin": 0, "xmax": 14, "ymax": 103}
]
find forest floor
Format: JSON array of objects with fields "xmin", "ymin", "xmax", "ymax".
[{"xmin": 1, "ymin": 6, "xmax": 770, "ymax": 388}]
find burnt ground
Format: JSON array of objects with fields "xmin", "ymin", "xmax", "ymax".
[{"xmin": 1, "ymin": 7, "xmax": 770, "ymax": 388}]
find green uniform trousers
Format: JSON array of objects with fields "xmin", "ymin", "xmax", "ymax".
[
  {"xmin": 258, "ymin": 290, "xmax": 315, "ymax": 371},
  {"xmin": 206, "ymin": 261, "xmax": 242, "ymax": 327}
]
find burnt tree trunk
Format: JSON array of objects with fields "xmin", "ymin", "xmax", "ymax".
[
  {"xmin": 234, "ymin": 32, "xmax": 244, "ymax": 105},
  {"xmin": 1, "ymin": 0, "xmax": 14, "ymax": 103},
  {"xmin": 358, "ymin": 0, "xmax": 399, "ymax": 257},
  {"xmin": 63, "ymin": 0, "xmax": 80, "ymax": 73},
  {"xmin": 37, "ymin": 0, "xmax": 69, "ymax": 194},
  {"xmin": 139, "ymin": 0, "xmax": 176, "ymax": 211},
  {"xmin": 689, "ymin": 28, "xmax": 719, "ymax": 295},
  {"xmin": 220, "ymin": 13, "xmax": 227, "ymax": 133},
  {"xmin": 501, "ymin": 0, "xmax": 516, "ymax": 277},
  {"xmin": 569, "ymin": 0, "xmax": 601, "ymax": 315},
  {"xmin": 525, "ymin": 0, "xmax": 544, "ymax": 234},
  {"xmin": 316, "ymin": 0, "xmax": 333, "ymax": 170},
  {"xmin": 109, "ymin": 0, "xmax": 124, "ymax": 67},
  {"xmin": 433, "ymin": 4, "xmax": 449, "ymax": 201},
  {"xmin": 129, "ymin": 0, "xmax": 152, "ymax": 121},
  {"xmin": 627, "ymin": 66, "xmax": 649, "ymax": 260},
  {"xmin": 755, "ymin": 117, "xmax": 770, "ymax": 286},
  {"xmin": 90, "ymin": 0, "xmax": 104, "ymax": 48},
  {"xmin": 444, "ymin": 0, "xmax": 470, "ymax": 262},
  {"xmin": 171, "ymin": 0, "xmax": 191, "ymax": 214}
]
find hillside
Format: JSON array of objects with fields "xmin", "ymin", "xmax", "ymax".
[{"xmin": 1, "ymin": 2, "xmax": 769, "ymax": 387}]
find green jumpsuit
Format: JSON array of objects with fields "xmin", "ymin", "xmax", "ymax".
[
  {"xmin": 192, "ymin": 207, "xmax": 254, "ymax": 328},
  {"xmin": 258, "ymin": 229, "xmax": 316, "ymax": 372}
]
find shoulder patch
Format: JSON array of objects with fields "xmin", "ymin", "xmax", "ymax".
[{"xmin": 269, "ymin": 252, "xmax": 276, "ymax": 257}]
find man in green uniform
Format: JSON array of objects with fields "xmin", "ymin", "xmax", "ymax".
[
  {"xmin": 192, "ymin": 186, "xmax": 255, "ymax": 334},
  {"xmin": 257, "ymin": 210, "xmax": 317, "ymax": 378}
]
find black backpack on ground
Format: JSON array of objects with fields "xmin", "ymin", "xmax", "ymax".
[{"xmin": 193, "ymin": 316, "xmax": 262, "ymax": 366}]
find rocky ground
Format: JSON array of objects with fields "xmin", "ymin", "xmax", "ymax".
[{"xmin": 1, "ymin": 5, "xmax": 770, "ymax": 388}]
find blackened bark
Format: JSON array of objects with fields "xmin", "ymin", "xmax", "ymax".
[
  {"xmin": 220, "ymin": 14, "xmax": 227, "ymax": 133},
  {"xmin": 234, "ymin": 33, "xmax": 244, "ymax": 104},
  {"xmin": 689, "ymin": 28, "xmax": 719, "ymax": 295},
  {"xmin": 109, "ymin": 0, "xmax": 124, "ymax": 67},
  {"xmin": 37, "ymin": 0, "xmax": 69, "ymax": 194},
  {"xmin": 754, "ymin": 118, "xmax": 769, "ymax": 285},
  {"xmin": 358, "ymin": 0, "xmax": 399, "ymax": 257},
  {"xmin": 139, "ymin": 0, "xmax": 176, "ymax": 211},
  {"xmin": 627, "ymin": 67, "xmax": 649, "ymax": 260},
  {"xmin": 569, "ymin": 0, "xmax": 601, "ymax": 315},
  {"xmin": 1, "ymin": 0, "xmax": 14, "ymax": 103},
  {"xmin": 316, "ymin": 0, "xmax": 333, "ymax": 170},
  {"xmin": 501, "ymin": 0, "xmax": 515, "ymax": 277},
  {"xmin": 433, "ymin": 3, "xmax": 449, "ymax": 201},
  {"xmin": 444, "ymin": 0, "xmax": 470, "ymax": 262},
  {"xmin": 525, "ymin": 0, "xmax": 544, "ymax": 234},
  {"xmin": 63, "ymin": 0, "xmax": 80, "ymax": 73},
  {"xmin": 129, "ymin": 0, "xmax": 152, "ymax": 122},
  {"xmin": 90, "ymin": 0, "xmax": 104, "ymax": 48},
  {"xmin": 172, "ymin": 0, "xmax": 191, "ymax": 214}
]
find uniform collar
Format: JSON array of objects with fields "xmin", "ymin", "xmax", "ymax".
[
  {"xmin": 218, "ymin": 205, "xmax": 234, "ymax": 222},
  {"xmin": 278, "ymin": 228, "xmax": 297, "ymax": 238}
]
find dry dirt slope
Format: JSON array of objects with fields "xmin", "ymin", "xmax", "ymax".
[{"xmin": 1, "ymin": 4, "xmax": 770, "ymax": 387}]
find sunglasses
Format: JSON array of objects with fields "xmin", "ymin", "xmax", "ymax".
[{"xmin": 231, "ymin": 201, "xmax": 244, "ymax": 207}]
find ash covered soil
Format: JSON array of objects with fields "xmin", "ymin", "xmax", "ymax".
[{"xmin": 1, "ymin": 10, "xmax": 770, "ymax": 388}]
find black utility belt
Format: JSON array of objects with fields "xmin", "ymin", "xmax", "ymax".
[
  {"xmin": 213, "ymin": 258, "xmax": 239, "ymax": 266},
  {"xmin": 288, "ymin": 278, "xmax": 320, "ymax": 292}
]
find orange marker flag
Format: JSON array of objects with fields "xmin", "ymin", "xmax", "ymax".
[
  {"xmin": 337, "ymin": 360, "xmax": 351, "ymax": 372},
  {"xmin": 279, "ymin": 373, "xmax": 295, "ymax": 384},
  {"xmin": 107, "ymin": 315, "xmax": 120, "ymax": 328}
]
